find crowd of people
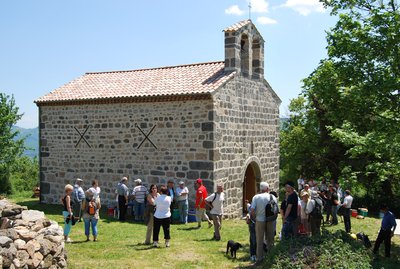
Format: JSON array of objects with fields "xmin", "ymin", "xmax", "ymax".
[
  {"xmin": 61, "ymin": 175, "xmax": 397, "ymax": 262},
  {"xmin": 244, "ymin": 178, "xmax": 397, "ymax": 263}
]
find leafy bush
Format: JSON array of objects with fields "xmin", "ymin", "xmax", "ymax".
[
  {"xmin": 9, "ymin": 156, "xmax": 39, "ymax": 193},
  {"xmin": 264, "ymin": 230, "xmax": 372, "ymax": 269}
]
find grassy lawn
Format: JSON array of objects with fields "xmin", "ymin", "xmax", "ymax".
[{"xmin": 9, "ymin": 196, "xmax": 400, "ymax": 269}]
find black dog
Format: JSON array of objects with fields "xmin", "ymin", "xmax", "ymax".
[{"xmin": 226, "ymin": 240, "xmax": 242, "ymax": 258}]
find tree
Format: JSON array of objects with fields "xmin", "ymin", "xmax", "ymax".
[
  {"xmin": 10, "ymin": 156, "xmax": 39, "ymax": 193},
  {"xmin": 0, "ymin": 93, "xmax": 24, "ymax": 194},
  {"xmin": 281, "ymin": 0, "xmax": 400, "ymax": 211}
]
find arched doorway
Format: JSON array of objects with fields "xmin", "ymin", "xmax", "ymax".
[{"xmin": 242, "ymin": 161, "xmax": 261, "ymax": 214}]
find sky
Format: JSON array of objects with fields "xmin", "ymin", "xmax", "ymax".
[{"xmin": 0, "ymin": 0, "xmax": 337, "ymax": 128}]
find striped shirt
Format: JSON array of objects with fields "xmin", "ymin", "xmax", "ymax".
[{"xmin": 133, "ymin": 185, "xmax": 148, "ymax": 203}]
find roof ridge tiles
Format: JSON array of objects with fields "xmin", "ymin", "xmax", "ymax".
[{"xmin": 85, "ymin": 60, "xmax": 225, "ymax": 75}]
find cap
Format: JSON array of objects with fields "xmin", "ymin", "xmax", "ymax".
[
  {"xmin": 135, "ymin": 178, "xmax": 142, "ymax": 184},
  {"xmin": 311, "ymin": 191, "xmax": 318, "ymax": 198},
  {"xmin": 76, "ymin": 178, "xmax": 83, "ymax": 182},
  {"xmin": 285, "ymin": 181, "xmax": 295, "ymax": 189},
  {"xmin": 121, "ymin": 177, "xmax": 128, "ymax": 182},
  {"xmin": 179, "ymin": 181, "xmax": 185, "ymax": 185},
  {"xmin": 196, "ymin": 178, "xmax": 202, "ymax": 184},
  {"xmin": 260, "ymin": 182, "xmax": 269, "ymax": 191}
]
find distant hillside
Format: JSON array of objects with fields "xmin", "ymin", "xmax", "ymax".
[{"xmin": 13, "ymin": 126, "xmax": 39, "ymax": 158}]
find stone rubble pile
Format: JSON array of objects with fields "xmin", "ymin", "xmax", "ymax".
[{"xmin": 0, "ymin": 199, "xmax": 67, "ymax": 269}]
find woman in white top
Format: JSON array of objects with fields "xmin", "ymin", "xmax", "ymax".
[
  {"xmin": 88, "ymin": 179, "xmax": 101, "ymax": 200},
  {"xmin": 153, "ymin": 185, "xmax": 172, "ymax": 247}
]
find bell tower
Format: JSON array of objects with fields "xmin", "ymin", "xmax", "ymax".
[{"xmin": 223, "ymin": 20, "xmax": 264, "ymax": 80}]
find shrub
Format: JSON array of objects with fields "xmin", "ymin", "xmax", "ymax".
[
  {"xmin": 9, "ymin": 156, "xmax": 39, "ymax": 194},
  {"xmin": 264, "ymin": 230, "xmax": 372, "ymax": 269}
]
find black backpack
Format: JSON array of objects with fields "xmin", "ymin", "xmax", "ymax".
[
  {"xmin": 356, "ymin": 232, "xmax": 372, "ymax": 248},
  {"xmin": 310, "ymin": 198, "xmax": 323, "ymax": 219},
  {"xmin": 265, "ymin": 195, "xmax": 279, "ymax": 222}
]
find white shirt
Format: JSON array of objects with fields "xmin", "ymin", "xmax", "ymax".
[
  {"xmin": 88, "ymin": 187, "xmax": 101, "ymax": 200},
  {"xmin": 205, "ymin": 192, "xmax": 225, "ymax": 215},
  {"xmin": 176, "ymin": 186, "xmax": 189, "ymax": 201},
  {"xmin": 297, "ymin": 178, "xmax": 304, "ymax": 190},
  {"xmin": 306, "ymin": 198, "xmax": 323, "ymax": 214},
  {"xmin": 342, "ymin": 195, "xmax": 353, "ymax": 209},
  {"xmin": 251, "ymin": 193, "xmax": 276, "ymax": 222},
  {"xmin": 154, "ymin": 195, "xmax": 171, "ymax": 219},
  {"xmin": 300, "ymin": 200, "xmax": 309, "ymax": 219}
]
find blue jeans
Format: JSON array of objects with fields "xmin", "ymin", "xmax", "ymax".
[
  {"xmin": 282, "ymin": 219, "xmax": 296, "ymax": 239},
  {"xmin": 178, "ymin": 200, "xmax": 188, "ymax": 223},
  {"xmin": 84, "ymin": 218, "xmax": 98, "ymax": 236},
  {"xmin": 62, "ymin": 211, "xmax": 72, "ymax": 236},
  {"xmin": 248, "ymin": 221, "xmax": 256, "ymax": 256},
  {"xmin": 331, "ymin": 205, "xmax": 338, "ymax": 224},
  {"xmin": 134, "ymin": 201, "xmax": 145, "ymax": 221}
]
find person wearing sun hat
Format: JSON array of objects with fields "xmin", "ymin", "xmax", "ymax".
[{"xmin": 176, "ymin": 181, "xmax": 189, "ymax": 224}]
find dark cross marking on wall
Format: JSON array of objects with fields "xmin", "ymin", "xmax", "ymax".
[
  {"xmin": 251, "ymin": 141, "xmax": 254, "ymax": 155},
  {"xmin": 136, "ymin": 123, "xmax": 157, "ymax": 149},
  {"xmin": 74, "ymin": 125, "xmax": 92, "ymax": 148}
]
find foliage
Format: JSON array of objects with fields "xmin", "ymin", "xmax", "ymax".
[
  {"xmin": 0, "ymin": 93, "xmax": 24, "ymax": 194},
  {"xmin": 280, "ymin": 0, "xmax": 400, "ymax": 213},
  {"xmin": 264, "ymin": 230, "xmax": 372, "ymax": 269},
  {"xmin": 10, "ymin": 156, "xmax": 39, "ymax": 193}
]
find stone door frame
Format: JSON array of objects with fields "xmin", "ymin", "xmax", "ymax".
[{"xmin": 242, "ymin": 156, "xmax": 262, "ymax": 213}]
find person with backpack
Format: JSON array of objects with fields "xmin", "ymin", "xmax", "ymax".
[
  {"xmin": 306, "ymin": 191, "xmax": 323, "ymax": 236},
  {"xmin": 205, "ymin": 184, "xmax": 225, "ymax": 241},
  {"xmin": 72, "ymin": 178, "xmax": 85, "ymax": 222},
  {"xmin": 82, "ymin": 189, "xmax": 101, "ymax": 241},
  {"xmin": 250, "ymin": 182, "xmax": 277, "ymax": 264}
]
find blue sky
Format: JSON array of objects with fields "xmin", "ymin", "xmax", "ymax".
[{"xmin": 0, "ymin": 0, "xmax": 337, "ymax": 128}]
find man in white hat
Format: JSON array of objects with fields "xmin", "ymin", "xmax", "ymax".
[
  {"xmin": 132, "ymin": 178, "xmax": 148, "ymax": 222},
  {"xmin": 176, "ymin": 181, "xmax": 189, "ymax": 224},
  {"xmin": 72, "ymin": 178, "xmax": 85, "ymax": 221}
]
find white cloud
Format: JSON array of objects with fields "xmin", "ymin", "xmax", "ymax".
[
  {"xmin": 249, "ymin": 0, "xmax": 269, "ymax": 13},
  {"xmin": 225, "ymin": 5, "xmax": 244, "ymax": 15},
  {"xmin": 257, "ymin": 16, "xmax": 277, "ymax": 25},
  {"xmin": 281, "ymin": 0, "xmax": 325, "ymax": 16}
]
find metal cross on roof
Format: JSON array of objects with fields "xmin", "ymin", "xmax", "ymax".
[{"xmin": 248, "ymin": 0, "xmax": 252, "ymax": 20}]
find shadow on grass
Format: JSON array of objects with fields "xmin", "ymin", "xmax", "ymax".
[
  {"xmin": 370, "ymin": 242, "xmax": 400, "ymax": 269},
  {"xmin": 176, "ymin": 226, "xmax": 200, "ymax": 231}
]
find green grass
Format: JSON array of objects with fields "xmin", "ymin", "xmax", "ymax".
[{"xmin": 9, "ymin": 196, "xmax": 400, "ymax": 269}]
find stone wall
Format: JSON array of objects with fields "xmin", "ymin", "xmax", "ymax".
[
  {"xmin": 39, "ymin": 99, "xmax": 215, "ymax": 208},
  {"xmin": 39, "ymin": 78, "xmax": 280, "ymax": 218},
  {"xmin": 213, "ymin": 76, "xmax": 280, "ymax": 217},
  {"xmin": 0, "ymin": 199, "xmax": 67, "ymax": 268}
]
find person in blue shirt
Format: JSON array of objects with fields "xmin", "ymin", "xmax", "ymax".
[
  {"xmin": 167, "ymin": 179, "xmax": 176, "ymax": 222},
  {"xmin": 373, "ymin": 204, "xmax": 397, "ymax": 258}
]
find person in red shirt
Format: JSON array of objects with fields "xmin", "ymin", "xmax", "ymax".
[{"xmin": 195, "ymin": 179, "xmax": 213, "ymax": 228}]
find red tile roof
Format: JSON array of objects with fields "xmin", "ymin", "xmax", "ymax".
[
  {"xmin": 35, "ymin": 61, "xmax": 235, "ymax": 105},
  {"xmin": 223, "ymin": 19, "xmax": 252, "ymax": 32}
]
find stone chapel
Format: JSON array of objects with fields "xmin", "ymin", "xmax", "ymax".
[{"xmin": 35, "ymin": 20, "xmax": 281, "ymax": 218}]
